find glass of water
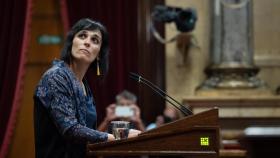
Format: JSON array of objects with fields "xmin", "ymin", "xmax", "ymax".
[{"xmin": 111, "ymin": 121, "xmax": 130, "ymax": 140}]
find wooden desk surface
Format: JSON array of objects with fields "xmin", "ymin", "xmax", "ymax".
[{"xmin": 219, "ymin": 149, "xmax": 247, "ymax": 158}]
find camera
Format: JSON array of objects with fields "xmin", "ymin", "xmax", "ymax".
[
  {"xmin": 115, "ymin": 106, "xmax": 134, "ymax": 118},
  {"xmin": 152, "ymin": 5, "xmax": 197, "ymax": 32}
]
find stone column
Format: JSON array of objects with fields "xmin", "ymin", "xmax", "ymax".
[{"xmin": 197, "ymin": 0, "xmax": 269, "ymax": 95}]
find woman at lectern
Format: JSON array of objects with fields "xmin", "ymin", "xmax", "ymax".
[{"xmin": 33, "ymin": 18, "xmax": 140, "ymax": 158}]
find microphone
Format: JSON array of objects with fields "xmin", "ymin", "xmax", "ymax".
[{"xmin": 129, "ymin": 72, "xmax": 193, "ymax": 116}]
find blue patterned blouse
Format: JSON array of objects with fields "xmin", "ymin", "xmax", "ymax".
[{"xmin": 33, "ymin": 60, "xmax": 108, "ymax": 158}]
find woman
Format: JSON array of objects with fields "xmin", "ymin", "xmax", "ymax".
[{"xmin": 33, "ymin": 18, "xmax": 140, "ymax": 158}]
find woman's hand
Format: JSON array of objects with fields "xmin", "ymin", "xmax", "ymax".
[
  {"xmin": 107, "ymin": 134, "xmax": 115, "ymax": 142},
  {"xmin": 128, "ymin": 129, "xmax": 142, "ymax": 138}
]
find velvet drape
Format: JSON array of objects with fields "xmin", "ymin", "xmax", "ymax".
[{"xmin": 0, "ymin": 0, "xmax": 32, "ymax": 158}]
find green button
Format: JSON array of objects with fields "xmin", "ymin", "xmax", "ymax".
[{"xmin": 200, "ymin": 137, "xmax": 209, "ymax": 146}]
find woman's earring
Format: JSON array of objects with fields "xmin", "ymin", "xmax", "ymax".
[{"xmin": 97, "ymin": 57, "xmax": 101, "ymax": 76}]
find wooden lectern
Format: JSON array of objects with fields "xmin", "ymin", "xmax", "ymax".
[{"xmin": 87, "ymin": 108, "xmax": 220, "ymax": 158}]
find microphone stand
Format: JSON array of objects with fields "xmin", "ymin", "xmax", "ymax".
[{"xmin": 129, "ymin": 72, "xmax": 193, "ymax": 116}]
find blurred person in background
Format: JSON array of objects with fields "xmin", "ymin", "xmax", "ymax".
[{"xmin": 98, "ymin": 90, "xmax": 146, "ymax": 132}]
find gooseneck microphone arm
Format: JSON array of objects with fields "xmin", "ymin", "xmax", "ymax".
[{"xmin": 129, "ymin": 72, "xmax": 193, "ymax": 116}]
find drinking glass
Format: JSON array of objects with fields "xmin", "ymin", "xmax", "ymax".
[{"xmin": 111, "ymin": 121, "xmax": 130, "ymax": 140}]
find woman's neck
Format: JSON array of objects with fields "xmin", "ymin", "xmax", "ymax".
[{"xmin": 69, "ymin": 60, "xmax": 89, "ymax": 83}]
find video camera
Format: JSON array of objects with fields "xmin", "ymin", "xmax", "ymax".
[{"xmin": 152, "ymin": 5, "xmax": 197, "ymax": 32}]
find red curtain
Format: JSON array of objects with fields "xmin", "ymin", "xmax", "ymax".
[
  {"xmin": 0, "ymin": 0, "xmax": 32, "ymax": 157},
  {"xmin": 61, "ymin": 0, "xmax": 165, "ymax": 125}
]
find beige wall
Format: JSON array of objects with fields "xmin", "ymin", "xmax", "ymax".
[
  {"xmin": 165, "ymin": 0, "xmax": 280, "ymax": 102},
  {"xmin": 254, "ymin": 0, "xmax": 280, "ymax": 91},
  {"xmin": 165, "ymin": 0, "xmax": 210, "ymax": 102}
]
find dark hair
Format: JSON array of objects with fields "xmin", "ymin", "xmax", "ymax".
[
  {"xmin": 116, "ymin": 90, "xmax": 137, "ymax": 103},
  {"xmin": 60, "ymin": 18, "xmax": 109, "ymax": 75}
]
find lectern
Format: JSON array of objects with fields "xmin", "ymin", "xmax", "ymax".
[{"xmin": 87, "ymin": 108, "xmax": 220, "ymax": 158}]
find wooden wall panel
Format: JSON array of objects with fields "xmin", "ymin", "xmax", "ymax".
[
  {"xmin": 7, "ymin": 0, "xmax": 63, "ymax": 157},
  {"xmin": 28, "ymin": 17, "xmax": 63, "ymax": 63}
]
